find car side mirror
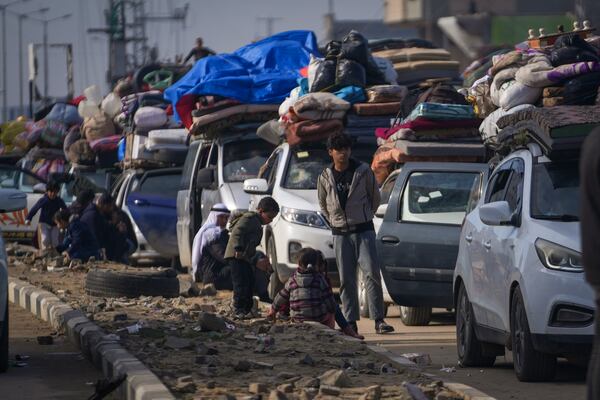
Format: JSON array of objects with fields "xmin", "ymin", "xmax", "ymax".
[
  {"xmin": 0, "ymin": 189, "xmax": 27, "ymax": 212},
  {"xmin": 479, "ymin": 201, "xmax": 513, "ymax": 226},
  {"xmin": 375, "ymin": 203, "xmax": 387, "ymax": 218},
  {"xmin": 243, "ymin": 178, "xmax": 270, "ymax": 195},
  {"xmin": 196, "ymin": 167, "xmax": 217, "ymax": 190},
  {"xmin": 33, "ymin": 183, "xmax": 47, "ymax": 194}
]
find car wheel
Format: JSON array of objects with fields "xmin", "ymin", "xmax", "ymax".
[
  {"xmin": 511, "ymin": 287, "xmax": 557, "ymax": 381},
  {"xmin": 456, "ymin": 284, "xmax": 497, "ymax": 367},
  {"xmin": 400, "ymin": 306, "xmax": 432, "ymax": 326},
  {"xmin": 0, "ymin": 300, "xmax": 8, "ymax": 373},
  {"xmin": 267, "ymin": 236, "xmax": 284, "ymax": 301}
]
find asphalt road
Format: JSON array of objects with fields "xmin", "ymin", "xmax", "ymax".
[
  {"xmin": 358, "ymin": 307, "xmax": 587, "ymax": 400},
  {"xmin": 0, "ymin": 302, "xmax": 103, "ymax": 399}
]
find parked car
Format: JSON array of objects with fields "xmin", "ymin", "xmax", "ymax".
[
  {"xmin": 59, "ymin": 165, "xmax": 120, "ymax": 204},
  {"xmin": 454, "ymin": 143, "xmax": 594, "ymax": 381},
  {"xmin": 177, "ymin": 125, "xmax": 275, "ymax": 270},
  {"xmin": 0, "ymin": 164, "xmax": 47, "ymax": 244},
  {"xmin": 0, "ymin": 189, "xmax": 28, "ymax": 372},
  {"xmin": 375, "ymin": 162, "xmax": 488, "ymax": 326},
  {"xmin": 244, "ymin": 136, "xmax": 377, "ymax": 299},
  {"xmin": 112, "ymin": 167, "xmax": 182, "ymax": 266}
]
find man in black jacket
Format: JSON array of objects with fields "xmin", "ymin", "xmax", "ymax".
[
  {"xmin": 80, "ymin": 193, "xmax": 114, "ymax": 260},
  {"xmin": 580, "ymin": 127, "xmax": 600, "ymax": 400}
]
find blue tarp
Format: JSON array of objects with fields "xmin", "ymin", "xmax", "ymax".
[{"xmin": 164, "ymin": 30, "xmax": 320, "ymax": 123}]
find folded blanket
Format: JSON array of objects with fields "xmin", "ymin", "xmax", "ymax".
[
  {"xmin": 293, "ymin": 93, "xmax": 351, "ymax": 121},
  {"xmin": 489, "ymin": 50, "xmax": 532, "ymax": 76},
  {"xmin": 366, "ymin": 85, "xmax": 408, "ymax": 103},
  {"xmin": 394, "ymin": 60, "xmax": 460, "ymax": 72},
  {"xmin": 285, "ymin": 120, "xmax": 342, "ymax": 147},
  {"xmin": 497, "ymin": 105, "xmax": 600, "ymax": 133},
  {"xmin": 479, "ymin": 104, "xmax": 535, "ymax": 145},
  {"xmin": 376, "ymin": 117, "xmax": 481, "ymax": 139},
  {"xmin": 352, "ymin": 102, "xmax": 402, "ymax": 116},
  {"xmin": 516, "ymin": 56, "xmax": 600, "ymax": 87},
  {"xmin": 404, "ymin": 102, "xmax": 476, "ymax": 123},
  {"xmin": 190, "ymin": 104, "xmax": 279, "ymax": 136},
  {"xmin": 373, "ymin": 48, "xmax": 451, "ymax": 63}
]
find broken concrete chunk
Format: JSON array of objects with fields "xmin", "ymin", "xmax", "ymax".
[
  {"xmin": 277, "ymin": 383, "xmax": 294, "ymax": 393},
  {"xmin": 198, "ymin": 312, "xmax": 227, "ymax": 332},
  {"xmin": 249, "ymin": 382, "xmax": 268, "ymax": 394},
  {"xmin": 319, "ymin": 385, "xmax": 341, "ymax": 396},
  {"xmin": 358, "ymin": 385, "xmax": 382, "ymax": 400},
  {"xmin": 296, "ymin": 377, "xmax": 320, "ymax": 389},
  {"xmin": 435, "ymin": 390, "xmax": 463, "ymax": 400},
  {"xmin": 268, "ymin": 390, "xmax": 288, "ymax": 400},
  {"xmin": 401, "ymin": 352, "xmax": 432, "ymax": 366},
  {"xmin": 174, "ymin": 375, "xmax": 196, "ymax": 393},
  {"xmin": 318, "ymin": 369, "xmax": 351, "ymax": 388}
]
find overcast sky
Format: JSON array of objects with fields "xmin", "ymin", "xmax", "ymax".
[{"xmin": 1, "ymin": 0, "xmax": 384, "ymax": 108}]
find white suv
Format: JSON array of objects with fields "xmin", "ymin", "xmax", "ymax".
[
  {"xmin": 454, "ymin": 143, "xmax": 595, "ymax": 382},
  {"xmin": 244, "ymin": 139, "xmax": 376, "ymax": 298}
]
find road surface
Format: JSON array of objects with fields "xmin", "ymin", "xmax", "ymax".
[
  {"xmin": 0, "ymin": 302, "xmax": 103, "ymax": 399},
  {"xmin": 358, "ymin": 307, "xmax": 586, "ymax": 400}
]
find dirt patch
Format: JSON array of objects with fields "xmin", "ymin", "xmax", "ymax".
[{"xmin": 8, "ymin": 245, "xmax": 463, "ymax": 400}]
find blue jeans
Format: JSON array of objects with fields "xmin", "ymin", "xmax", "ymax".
[{"xmin": 334, "ymin": 230, "xmax": 385, "ymax": 322}]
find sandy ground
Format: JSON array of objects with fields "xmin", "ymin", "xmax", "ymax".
[{"xmin": 7, "ymin": 247, "xmax": 464, "ymax": 400}]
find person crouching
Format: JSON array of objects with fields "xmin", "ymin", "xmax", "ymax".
[
  {"xmin": 268, "ymin": 248, "xmax": 337, "ymax": 328},
  {"xmin": 54, "ymin": 209, "xmax": 101, "ymax": 262}
]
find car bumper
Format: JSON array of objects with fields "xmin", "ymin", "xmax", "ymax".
[
  {"xmin": 531, "ymin": 333, "xmax": 594, "ymax": 355},
  {"xmin": 383, "ymin": 266, "xmax": 454, "ymax": 308}
]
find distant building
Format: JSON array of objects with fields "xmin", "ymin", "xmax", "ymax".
[{"xmin": 322, "ymin": 12, "xmax": 418, "ymax": 44}]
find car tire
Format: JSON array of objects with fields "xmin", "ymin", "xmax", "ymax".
[
  {"xmin": 0, "ymin": 300, "xmax": 8, "ymax": 373},
  {"xmin": 85, "ymin": 268, "xmax": 179, "ymax": 298},
  {"xmin": 267, "ymin": 236, "xmax": 284, "ymax": 301},
  {"xmin": 400, "ymin": 306, "xmax": 432, "ymax": 326},
  {"xmin": 456, "ymin": 284, "xmax": 497, "ymax": 367},
  {"xmin": 511, "ymin": 287, "xmax": 557, "ymax": 381}
]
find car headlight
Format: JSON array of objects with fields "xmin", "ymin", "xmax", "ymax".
[
  {"xmin": 535, "ymin": 238, "xmax": 583, "ymax": 273},
  {"xmin": 281, "ymin": 207, "xmax": 328, "ymax": 229}
]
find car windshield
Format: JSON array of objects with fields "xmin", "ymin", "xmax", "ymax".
[
  {"xmin": 61, "ymin": 171, "xmax": 110, "ymax": 204},
  {"xmin": 531, "ymin": 161, "xmax": 580, "ymax": 220},
  {"xmin": 282, "ymin": 142, "xmax": 378, "ymax": 190},
  {"xmin": 223, "ymin": 139, "xmax": 273, "ymax": 182}
]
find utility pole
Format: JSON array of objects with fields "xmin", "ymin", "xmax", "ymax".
[
  {"xmin": 256, "ymin": 16, "xmax": 282, "ymax": 38},
  {"xmin": 89, "ymin": 0, "xmax": 188, "ymax": 86}
]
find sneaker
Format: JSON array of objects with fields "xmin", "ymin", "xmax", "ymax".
[
  {"xmin": 375, "ymin": 320, "xmax": 395, "ymax": 334},
  {"xmin": 341, "ymin": 325, "xmax": 365, "ymax": 340}
]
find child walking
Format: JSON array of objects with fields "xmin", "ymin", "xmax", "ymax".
[
  {"xmin": 26, "ymin": 181, "xmax": 67, "ymax": 253},
  {"xmin": 224, "ymin": 197, "xmax": 279, "ymax": 318},
  {"xmin": 268, "ymin": 248, "xmax": 337, "ymax": 328}
]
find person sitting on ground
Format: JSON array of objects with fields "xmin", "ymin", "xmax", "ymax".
[
  {"xmin": 314, "ymin": 250, "xmax": 364, "ymax": 339},
  {"xmin": 268, "ymin": 248, "xmax": 337, "ymax": 328},
  {"xmin": 54, "ymin": 209, "xmax": 100, "ymax": 262},
  {"xmin": 183, "ymin": 37, "xmax": 216, "ymax": 64},
  {"xmin": 68, "ymin": 189, "xmax": 96, "ymax": 218},
  {"xmin": 25, "ymin": 181, "xmax": 67, "ymax": 253},
  {"xmin": 225, "ymin": 197, "xmax": 278, "ymax": 318},
  {"xmin": 80, "ymin": 193, "xmax": 114, "ymax": 260},
  {"xmin": 192, "ymin": 203, "xmax": 231, "ymax": 285}
]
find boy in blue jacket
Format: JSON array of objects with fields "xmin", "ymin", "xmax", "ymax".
[
  {"xmin": 54, "ymin": 209, "xmax": 100, "ymax": 262},
  {"xmin": 26, "ymin": 181, "xmax": 67, "ymax": 253}
]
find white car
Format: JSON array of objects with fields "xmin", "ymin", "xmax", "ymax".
[
  {"xmin": 244, "ymin": 139, "xmax": 376, "ymax": 298},
  {"xmin": 0, "ymin": 189, "xmax": 28, "ymax": 372},
  {"xmin": 454, "ymin": 143, "xmax": 595, "ymax": 382}
]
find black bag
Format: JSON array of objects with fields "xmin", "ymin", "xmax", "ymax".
[
  {"xmin": 560, "ymin": 71, "xmax": 600, "ymax": 105},
  {"xmin": 340, "ymin": 30, "xmax": 370, "ymax": 67},
  {"xmin": 325, "ymin": 41, "xmax": 342, "ymax": 59},
  {"xmin": 365, "ymin": 56, "xmax": 387, "ymax": 85},
  {"xmin": 310, "ymin": 59, "xmax": 337, "ymax": 92},
  {"xmin": 550, "ymin": 34, "xmax": 600, "ymax": 66},
  {"xmin": 336, "ymin": 59, "xmax": 366, "ymax": 88}
]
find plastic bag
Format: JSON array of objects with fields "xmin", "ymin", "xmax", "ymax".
[
  {"xmin": 551, "ymin": 34, "xmax": 600, "ymax": 67},
  {"xmin": 134, "ymin": 106, "xmax": 168, "ymax": 130},
  {"xmin": 307, "ymin": 55, "xmax": 324, "ymax": 93},
  {"xmin": 45, "ymin": 103, "xmax": 83, "ymax": 127},
  {"xmin": 333, "ymin": 86, "xmax": 366, "ymax": 104},
  {"xmin": 310, "ymin": 59, "xmax": 337, "ymax": 92},
  {"xmin": 101, "ymin": 93, "xmax": 123, "ymax": 118},
  {"xmin": 83, "ymin": 85, "xmax": 103, "ymax": 106},
  {"xmin": 82, "ymin": 112, "xmax": 116, "ymax": 141},
  {"xmin": 372, "ymin": 56, "xmax": 398, "ymax": 84},
  {"xmin": 365, "ymin": 56, "xmax": 387, "ymax": 85},
  {"xmin": 340, "ymin": 30, "xmax": 369, "ymax": 66},
  {"xmin": 335, "ymin": 59, "xmax": 366, "ymax": 88},
  {"xmin": 497, "ymin": 80, "xmax": 542, "ymax": 110},
  {"xmin": 78, "ymin": 100, "xmax": 101, "ymax": 119}
]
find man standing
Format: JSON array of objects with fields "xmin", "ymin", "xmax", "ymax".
[
  {"xmin": 580, "ymin": 127, "xmax": 600, "ymax": 400},
  {"xmin": 318, "ymin": 133, "xmax": 394, "ymax": 334},
  {"xmin": 183, "ymin": 37, "xmax": 216, "ymax": 64}
]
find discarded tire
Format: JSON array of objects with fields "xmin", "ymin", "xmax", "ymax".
[{"xmin": 85, "ymin": 268, "xmax": 179, "ymax": 298}]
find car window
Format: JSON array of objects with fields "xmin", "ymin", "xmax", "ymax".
[
  {"xmin": 504, "ymin": 159, "xmax": 524, "ymax": 213},
  {"xmin": 208, "ymin": 143, "xmax": 218, "ymax": 167},
  {"xmin": 283, "ymin": 147, "xmax": 330, "ymax": 190},
  {"xmin": 133, "ymin": 173, "xmax": 181, "ymax": 198},
  {"xmin": 20, "ymin": 172, "xmax": 43, "ymax": 193},
  {"xmin": 180, "ymin": 141, "xmax": 201, "ymax": 190},
  {"xmin": 0, "ymin": 168, "xmax": 19, "ymax": 189},
  {"xmin": 222, "ymin": 139, "xmax": 274, "ymax": 183},
  {"xmin": 400, "ymin": 171, "xmax": 481, "ymax": 225},
  {"xmin": 266, "ymin": 150, "xmax": 282, "ymax": 188},
  {"xmin": 485, "ymin": 163, "xmax": 512, "ymax": 204},
  {"xmin": 531, "ymin": 161, "xmax": 580, "ymax": 220},
  {"xmin": 380, "ymin": 174, "xmax": 398, "ymax": 205}
]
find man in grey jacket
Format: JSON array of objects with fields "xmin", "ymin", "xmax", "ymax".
[{"xmin": 318, "ymin": 133, "xmax": 394, "ymax": 334}]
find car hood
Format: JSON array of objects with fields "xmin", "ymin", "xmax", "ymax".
[
  {"xmin": 276, "ymin": 188, "xmax": 319, "ymax": 212},
  {"xmin": 222, "ymin": 182, "xmax": 250, "ymax": 212},
  {"xmin": 531, "ymin": 219, "xmax": 581, "ymax": 252}
]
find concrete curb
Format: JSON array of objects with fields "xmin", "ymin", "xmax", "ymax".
[
  {"xmin": 8, "ymin": 277, "xmax": 175, "ymax": 400},
  {"xmin": 275, "ymin": 309, "xmax": 496, "ymax": 400}
]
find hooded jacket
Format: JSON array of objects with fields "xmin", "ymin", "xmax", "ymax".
[
  {"xmin": 224, "ymin": 211, "xmax": 263, "ymax": 262},
  {"xmin": 317, "ymin": 160, "xmax": 381, "ymax": 231}
]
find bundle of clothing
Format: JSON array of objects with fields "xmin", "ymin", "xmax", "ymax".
[{"xmin": 371, "ymin": 83, "xmax": 484, "ymax": 184}]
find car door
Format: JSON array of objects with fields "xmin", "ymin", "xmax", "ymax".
[
  {"xmin": 177, "ymin": 141, "xmax": 208, "ymax": 268},
  {"xmin": 373, "ymin": 170, "xmax": 400, "ymax": 233},
  {"xmin": 126, "ymin": 168, "xmax": 182, "ymax": 258},
  {"xmin": 200, "ymin": 142, "xmax": 220, "ymax": 221},
  {"xmin": 483, "ymin": 158, "xmax": 525, "ymax": 330},
  {"xmin": 248, "ymin": 147, "xmax": 283, "ymax": 212},
  {"xmin": 377, "ymin": 163, "xmax": 487, "ymax": 308}
]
